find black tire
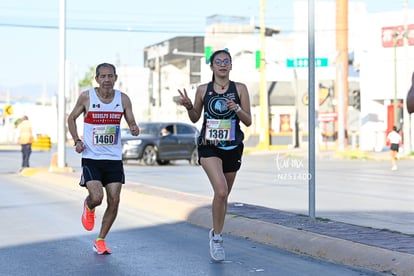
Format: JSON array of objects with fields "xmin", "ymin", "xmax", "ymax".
[
  {"xmin": 189, "ymin": 148, "xmax": 199, "ymax": 166},
  {"xmin": 142, "ymin": 145, "xmax": 157, "ymax": 166},
  {"xmin": 156, "ymin": 160, "xmax": 170, "ymax": 165}
]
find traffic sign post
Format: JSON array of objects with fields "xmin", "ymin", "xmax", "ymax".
[{"xmin": 286, "ymin": 57, "xmax": 329, "ymax": 68}]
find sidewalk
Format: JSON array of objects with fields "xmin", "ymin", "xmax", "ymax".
[
  {"xmin": 250, "ymin": 146, "xmax": 398, "ymax": 161},
  {"xmin": 24, "ymin": 169, "xmax": 414, "ymax": 276},
  {"xmin": 0, "ymin": 143, "xmax": 398, "ymax": 161}
]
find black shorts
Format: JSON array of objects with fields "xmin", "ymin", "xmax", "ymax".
[
  {"xmin": 80, "ymin": 158, "xmax": 125, "ymax": 187},
  {"xmin": 390, "ymin": 143, "xmax": 399, "ymax": 151},
  {"xmin": 198, "ymin": 143, "xmax": 244, "ymax": 173}
]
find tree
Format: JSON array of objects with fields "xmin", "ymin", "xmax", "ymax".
[{"xmin": 78, "ymin": 66, "xmax": 95, "ymax": 88}]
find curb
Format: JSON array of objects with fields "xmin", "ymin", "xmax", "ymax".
[{"xmin": 28, "ymin": 170, "xmax": 414, "ymax": 275}]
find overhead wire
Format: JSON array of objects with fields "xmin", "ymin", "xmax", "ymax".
[{"xmin": 0, "ymin": 4, "xmax": 297, "ymax": 34}]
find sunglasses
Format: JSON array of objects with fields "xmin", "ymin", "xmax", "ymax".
[{"xmin": 214, "ymin": 58, "xmax": 231, "ymax": 66}]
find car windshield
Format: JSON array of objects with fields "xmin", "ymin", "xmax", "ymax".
[
  {"xmin": 122, "ymin": 123, "xmax": 197, "ymax": 137},
  {"xmin": 139, "ymin": 123, "xmax": 163, "ymax": 135}
]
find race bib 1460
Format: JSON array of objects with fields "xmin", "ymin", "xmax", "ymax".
[{"xmin": 92, "ymin": 125, "xmax": 119, "ymax": 145}]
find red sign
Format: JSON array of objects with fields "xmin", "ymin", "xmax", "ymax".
[
  {"xmin": 382, "ymin": 24, "xmax": 414, "ymax": 48},
  {"xmin": 280, "ymin": 114, "xmax": 292, "ymax": 132},
  {"xmin": 318, "ymin": 112, "xmax": 337, "ymax": 122}
]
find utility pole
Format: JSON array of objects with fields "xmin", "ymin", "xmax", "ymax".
[
  {"xmin": 393, "ymin": 27, "xmax": 399, "ymax": 128},
  {"xmin": 403, "ymin": 0, "xmax": 411, "ymax": 154},
  {"xmin": 258, "ymin": 0, "xmax": 270, "ymax": 149},
  {"xmin": 57, "ymin": 0, "xmax": 66, "ymax": 168},
  {"xmin": 335, "ymin": 0, "xmax": 348, "ymax": 149},
  {"xmin": 308, "ymin": 0, "xmax": 316, "ymax": 219}
]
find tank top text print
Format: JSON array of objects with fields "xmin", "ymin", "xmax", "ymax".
[{"xmin": 84, "ymin": 111, "xmax": 123, "ymax": 146}]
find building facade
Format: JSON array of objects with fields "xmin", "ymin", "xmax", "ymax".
[{"xmin": 140, "ymin": 4, "xmax": 414, "ymax": 151}]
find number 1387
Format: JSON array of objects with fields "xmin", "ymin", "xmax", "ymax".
[{"xmin": 208, "ymin": 129, "xmax": 229, "ymax": 139}]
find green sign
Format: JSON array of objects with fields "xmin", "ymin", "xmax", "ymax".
[
  {"xmin": 205, "ymin": 46, "xmax": 213, "ymax": 64},
  {"xmin": 286, "ymin": 58, "xmax": 329, "ymax": 68},
  {"xmin": 255, "ymin": 50, "xmax": 261, "ymax": 69}
]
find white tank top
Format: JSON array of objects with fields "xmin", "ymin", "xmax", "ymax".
[{"xmin": 82, "ymin": 88, "xmax": 124, "ymax": 160}]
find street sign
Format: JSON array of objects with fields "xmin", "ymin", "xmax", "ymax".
[
  {"xmin": 381, "ymin": 24, "xmax": 414, "ymax": 48},
  {"xmin": 318, "ymin": 112, "xmax": 337, "ymax": 122},
  {"xmin": 286, "ymin": 58, "xmax": 329, "ymax": 68},
  {"xmin": 4, "ymin": 104, "xmax": 13, "ymax": 116}
]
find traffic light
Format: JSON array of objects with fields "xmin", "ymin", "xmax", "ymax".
[{"xmin": 352, "ymin": 90, "xmax": 361, "ymax": 110}]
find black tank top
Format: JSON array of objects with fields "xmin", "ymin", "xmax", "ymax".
[{"xmin": 199, "ymin": 81, "xmax": 244, "ymax": 149}]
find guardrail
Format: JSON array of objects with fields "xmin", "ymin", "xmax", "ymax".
[{"xmin": 32, "ymin": 135, "xmax": 51, "ymax": 151}]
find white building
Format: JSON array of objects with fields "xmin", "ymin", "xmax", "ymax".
[
  {"xmin": 138, "ymin": 2, "xmax": 414, "ymax": 151},
  {"xmin": 292, "ymin": 1, "xmax": 414, "ymax": 152},
  {"xmin": 358, "ymin": 10, "xmax": 414, "ymax": 151}
]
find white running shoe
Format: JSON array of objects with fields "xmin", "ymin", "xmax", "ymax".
[{"xmin": 209, "ymin": 229, "xmax": 225, "ymax": 261}]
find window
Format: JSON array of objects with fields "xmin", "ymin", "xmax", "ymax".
[{"xmin": 177, "ymin": 124, "xmax": 195, "ymax": 134}]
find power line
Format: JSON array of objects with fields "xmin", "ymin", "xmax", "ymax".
[
  {"xmin": 0, "ymin": 21, "xmax": 299, "ymax": 34},
  {"xmin": 0, "ymin": 22, "xmax": 206, "ymax": 34}
]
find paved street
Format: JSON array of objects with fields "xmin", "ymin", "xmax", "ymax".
[
  {"xmin": 1, "ymin": 145, "xmax": 414, "ymax": 275},
  {"xmin": 124, "ymin": 149, "xmax": 414, "ymax": 235},
  {"xmin": 2, "ymin": 145, "xmax": 414, "ymax": 234},
  {"xmin": 0, "ymin": 165, "xmax": 379, "ymax": 276}
]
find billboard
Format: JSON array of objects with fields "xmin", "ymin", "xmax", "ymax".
[{"xmin": 381, "ymin": 24, "xmax": 414, "ymax": 48}]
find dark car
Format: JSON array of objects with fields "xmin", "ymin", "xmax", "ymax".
[{"xmin": 121, "ymin": 122, "xmax": 199, "ymax": 166}]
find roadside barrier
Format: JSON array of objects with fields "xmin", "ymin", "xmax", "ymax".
[{"xmin": 32, "ymin": 135, "xmax": 51, "ymax": 151}]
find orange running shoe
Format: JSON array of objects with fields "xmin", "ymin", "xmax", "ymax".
[
  {"xmin": 93, "ymin": 239, "xmax": 112, "ymax": 255},
  {"xmin": 81, "ymin": 198, "xmax": 95, "ymax": 231}
]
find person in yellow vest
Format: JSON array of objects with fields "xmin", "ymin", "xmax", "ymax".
[{"xmin": 17, "ymin": 115, "xmax": 34, "ymax": 168}]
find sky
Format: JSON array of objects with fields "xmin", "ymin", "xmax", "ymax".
[{"xmin": 0, "ymin": 0, "xmax": 413, "ymax": 97}]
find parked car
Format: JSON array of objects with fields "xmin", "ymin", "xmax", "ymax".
[{"xmin": 121, "ymin": 122, "xmax": 199, "ymax": 166}]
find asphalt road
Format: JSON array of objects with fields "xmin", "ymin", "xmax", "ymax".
[
  {"xmin": 3, "ymin": 146, "xmax": 414, "ymax": 235},
  {"xmin": 125, "ymin": 153, "xmax": 414, "ymax": 235},
  {"xmin": 0, "ymin": 166, "xmax": 381, "ymax": 275}
]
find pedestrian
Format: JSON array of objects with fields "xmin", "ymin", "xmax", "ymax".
[
  {"xmin": 386, "ymin": 126, "xmax": 402, "ymax": 171},
  {"xmin": 67, "ymin": 62, "xmax": 140, "ymax": 255},
  {"xmin": 177, "ymin": 49, "xmax": 252, "ymax": 261},
  {"xmin": 17, "ymin": 115, "xmax": 34, "ymax": 170}
]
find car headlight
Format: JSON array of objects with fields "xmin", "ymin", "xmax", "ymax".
[{"xmin": 127, "ymin": 139, "xmax": 142, "ymax": 145}]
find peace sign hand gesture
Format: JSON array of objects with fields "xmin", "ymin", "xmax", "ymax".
[{"xmin": 177, "ymin": 88, "xmax": 193, "ymax": 111}]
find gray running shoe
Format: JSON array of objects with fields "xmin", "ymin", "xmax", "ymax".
[{"xmin": 209, "ymin": 229, "xmax": 225, "ymax": 261}]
